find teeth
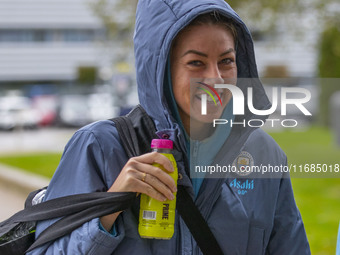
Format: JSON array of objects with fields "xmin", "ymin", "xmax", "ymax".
[
  {"xmin": 207, "ymin": 96, "xmax": 215, "ymax": 102},
  {"xmin": 196, "ymin": 92, "xmax": 223, "ymax": 103},
  {"xmin": 206, "ymin": 93, "xmax": 222, "ymax": 102}
]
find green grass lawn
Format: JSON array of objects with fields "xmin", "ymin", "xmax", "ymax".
[
  {"xmin": 0, "ymin": 153, "xmax": 61, "ymax": 179},
  {"xmin": 269, "ymin": 126, "xmax": 340, "ymax": 255},
  {"xmin": 0, "ymin": 126, "xmax": 339, "ymax": 254}
]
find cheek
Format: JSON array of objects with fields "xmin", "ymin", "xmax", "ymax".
[
  {"xmin": 172, "ymin": 74, "xmax": 191, "ymax": 104},
  {"xmin": 221, "ymin": 66, "xmax": 237, "ymax": 79},
  {"xmin": 173, "ymin": 85, "xmax": 191, "ymax": 112}
]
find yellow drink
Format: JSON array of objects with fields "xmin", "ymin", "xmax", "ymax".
[{"xmin": 138, "ymin": 139, "xmax": 178, "ymax": 239}]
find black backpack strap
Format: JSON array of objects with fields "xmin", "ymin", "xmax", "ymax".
[
  {"xmin": 26, "ymin": 192, "xmax": 135, "ymax": 251},
  {"xmin": 0, "ymin": 191, "xmax": 135, "ymax": 253},
  {"xmin": 111, "ymin": 105, "xmax": 223, "ymax": 255},
  {"xmin": 113, "ymin": 116, "xmax": 140, "ymax": 157},
  {"xmin": 111, "ymin": 105, "xmax": 158, "ymax": 157},
  {"xmin": 177, "ymin": 186, "xmax": 223, "ymax": 255}
]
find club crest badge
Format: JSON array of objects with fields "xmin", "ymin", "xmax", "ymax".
[{"xmin": 232, "ymin": 151, "xmax": 254, "ymax": 176}]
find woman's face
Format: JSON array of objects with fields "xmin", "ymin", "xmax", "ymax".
[{"xmin": 171, "ymin": 23, "xmax": 237, "ymax": 133}]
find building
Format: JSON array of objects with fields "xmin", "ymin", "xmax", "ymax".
[
  {"xmin": 0, "ymin": 0, "xmax": 107, "ymax": 84},
  {"xmin": 0, "ymin": 1, "xmax": 320, "ymax": 85}
]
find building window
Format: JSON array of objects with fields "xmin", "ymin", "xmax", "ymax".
[
  {"xmin": 0, "ymin": 30, "xmax": 33, "ymax": 42},
  {"xmin": 0, "ymin": 29, "xmax": 101, "ymax": 43}
]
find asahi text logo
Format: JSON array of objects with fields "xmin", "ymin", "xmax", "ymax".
[
  {"xmin": 200, "ymin": 84, "xmax": 312, "ymax": 128},
  {"xmin": 230, "ymin": 178, "xmax": 254, "ymax": 195}
]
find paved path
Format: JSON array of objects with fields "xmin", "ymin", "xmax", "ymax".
[
  {"xmin": 0, "ymin": 163, "xmax": 50, "ymax": 222},
  {"xmin": 0, "ymin": 128, "xmax": 76, "ymax": 154},
  {"xmin": 0, "ymin": 128, "xmax": 72, "ymax": 221},
  {"xmin": 0, "ymin": 179, "xmax": 27, "ymax": 221}
]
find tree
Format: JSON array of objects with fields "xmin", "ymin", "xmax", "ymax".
[
  {"xmin": 89, "ymin": 0, "xmax": 137, "ymax": 41},
  {"xmin": 318, "ymin": 25, "xmax": 340, "ymax": 126},
  {"xmin": 226, "ymin": 0, "xmax": 339, "ymax": 33},
  {"xmin": 88, "ymin": 0, "xmax": 138, "ymax": 76}
]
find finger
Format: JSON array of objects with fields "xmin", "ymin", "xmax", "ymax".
[
  {"xmin": 135, "ymin": 162, "xmax": 177, "ymax": 193},
  {"xmin": 136, "ymin": 152, "xmax": 175, "ymax": 173},
  {"xmin": 141, "ymin": 172, "xmax": 175, "ymax": 201},
  {"xmin": 136, "ymin": 178, "xmax": 167, "ymax": 202}
]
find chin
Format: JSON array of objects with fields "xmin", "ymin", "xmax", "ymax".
[{"xmin": 190, "ymin": 110, "xmax": 224, "ymax": 124}]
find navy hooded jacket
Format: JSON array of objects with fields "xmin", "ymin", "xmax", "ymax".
[{"xmin": 28, "ymin": 0, "xmax": 311, "ymax": 254}]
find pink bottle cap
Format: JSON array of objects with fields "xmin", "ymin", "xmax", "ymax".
[{"xmin": 151, "ymin": 139, "xmax": 173, "ymax": 149}]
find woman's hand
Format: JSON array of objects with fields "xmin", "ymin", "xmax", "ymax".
[
  {"xmin": 100, "ymin": 152, "xmax": 177, "ymax": 231},
  {"xmin": 109, "ymin": 151, "xmax": 177, "ymax": 201}
]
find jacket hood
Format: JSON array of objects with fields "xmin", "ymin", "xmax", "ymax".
[{"xmin": 134, "ymin": 0, "xmax": 271, "ymax": 132}]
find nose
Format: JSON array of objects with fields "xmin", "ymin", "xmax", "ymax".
[{"xmin": 202, "ymin": 64, "xmax": 224, "ymax": 86}]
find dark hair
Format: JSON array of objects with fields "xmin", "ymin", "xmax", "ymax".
[
  {"xmin": 172, "ymin": 11, "xmax": 238, "ymax": 50},
  {"xmin": 172, "ymin": 11, "xmax": 237, "ymax": 50},
  {"xmin": 188, "ymin": 11, "xmax": 238, "ymax": 46}
]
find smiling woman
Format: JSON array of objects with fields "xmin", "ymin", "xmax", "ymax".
[
  {"xmin": 170, "ymin": 14, "xmax": 237, "ymax": 140},
  {"xmin": 27, "ymin": 1, "xmax": 311, "ymax": 255}
]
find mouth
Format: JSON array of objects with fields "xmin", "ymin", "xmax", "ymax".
[
  {"xmin": 207, "ymin": 92, "xmax": 223, "ymax": 103},
  {"xmin": 195, "ymin": 89, "xmax": 224, "ymax": 105}
]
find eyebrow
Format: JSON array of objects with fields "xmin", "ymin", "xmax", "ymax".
[{"xmin": 181, "ymin": 48, "xmax": 235, "ymax": 58}]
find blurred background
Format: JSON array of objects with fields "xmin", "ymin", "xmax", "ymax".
[{"xmin": 0, "ymin": 0, "xmax": 339, "ymax": 254}]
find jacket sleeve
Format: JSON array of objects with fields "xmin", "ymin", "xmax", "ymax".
[
  {"xmin": 266, "ymin": 176, "xmax": 311, "ymax": 254},
  {"xmin": 27, "ymin": 122, "xmax": 128, "ymax": 255}
]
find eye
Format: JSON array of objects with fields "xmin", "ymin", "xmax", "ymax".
[
  {"xmin": 220, "ymin": 58, "xmax": 234, "ymax": 65},
  {"xmin": 188, "ymin": 60, "xmax": 203, "ymax": 67}
]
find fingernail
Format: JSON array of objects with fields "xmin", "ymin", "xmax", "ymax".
[
  {"xmin": 170, "ymin": 194, "xmax": 175, "ymax": 200},
  {"xmin": 173, "ymin": 186, "xmax": 177, "ymax": 192}
]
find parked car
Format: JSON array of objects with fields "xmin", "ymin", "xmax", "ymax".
[
  {"xmin": 32, "ymin": 95, "xmax": 58, "ymax": 126},
  {"xmin": 57, "ymin": 93, "xmax": 118, "ymax": 127},
  {"xmin": 57, "ymin": 94, "xmax": 90, "ymax": 127},
  {"xmin": 88, "ymin": 93, "xmax": 118, "ymax": 122},
  {"xmin": 0, "ymin": 95, "xmax": 40, "ymax": 130}
]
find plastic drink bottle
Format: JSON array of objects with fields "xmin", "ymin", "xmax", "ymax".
[{"xmin": 138, "ymin": 139, "xmax": 178, "ymax": 239}]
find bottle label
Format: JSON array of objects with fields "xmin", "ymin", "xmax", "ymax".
[{"xmin": 142, "ymin": 210, "xmax": 157, "ymax": 220}]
